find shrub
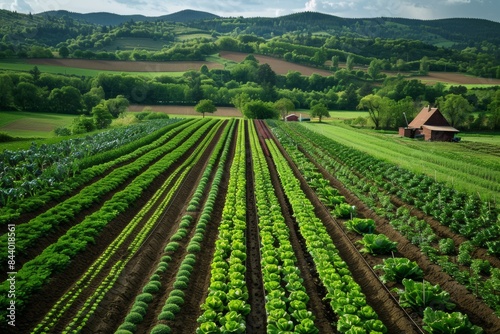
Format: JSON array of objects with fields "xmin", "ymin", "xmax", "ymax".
[
  {"xmin": 165, "ymin": 242, "xmax": 179, "ymax": 252},
  {"xmin": 117, "ymin": 322, "xmax": 136, "ymax": 332},
  {"xmin": 150, "ymin": 324, "xmax": 172, "ymax": 334},
  {"xmin": 173, "ymin": 280, "xmax": 188, "ymax": 289},
  {"xmin": 169, "ymin": 289, "xmax": 185, "ymax": 298},
  {"xmin": 158, "ymin": 311, "xmax": 175, "ymax": 321},
  {"xmin": 143, "ymin": 282, "xmax": 160, "ymax": 294},
  {"xmin": 187, "ymin": 241, "xmax": 201, "ymax": 253},
  {"xmin": 162, "ymin": 303, "xmax": 181, "ymax": 314},
  {"xmin": 124, "ymin": 311, "xmax": 143, "ymax": 324},
  {"xmin": 131, "ymin": 305, "xmax": 147, "ymax": 317},
  {"xmin": 166, "ymin": 295, "xmax": 185, "ymax": 306},
  {"xmin": 135, "ymin": 293, "xmax": 153, "ymax": 303}
]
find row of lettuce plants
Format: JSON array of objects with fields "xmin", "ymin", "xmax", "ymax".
[
  {"xmin": 196, "ymin": 120, "xmax": 251, "ymax": 334},
  {"xmin": 0, "ymin": 118, "xmax": 191, "ymax": 224},
  {"xmin": 269, "ymin": 122, "xmax": 499, "ymax": 321},
  {"xmin": 66, "ymin": 120, "xmax": 225, "ymax": 333},
  {"xmin": 0, "ymin": 119, "xmax": 218, "ymax": 321},
  {"xmin": 340, "ymin": 209, "xmax": 483, "ymax": 332},
  {"xmin": 248, "ymin": 121, "xmax": 319, "ymax": 333},
  {"xmin": 0, "ymin": 119, "xmax": 200, "ymax": 270},
  {"xmin": 0, "ymin": 118, "xmax": 179, "ymax": 207},
  {"xmin": 116, "ymin": 119, "xmax": 236, "ymax": 334},
  {"xmin": 265, "ymin": 138, "xmax": 387, "ymax": 334},
  {"xmin": 272, "ymin": 122, "xmax": 499, "ymax": 256}
]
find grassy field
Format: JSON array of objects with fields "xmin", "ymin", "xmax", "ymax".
[
  {"xmin": 102, "ymin": 37, "xmax": 165, "ymax": 51},
  {"xmin": 301, "ymin": 121, "xmax": 500, "ymax": 202},
  {"xmin": 0, "ymin": 111, "xmax": 76, "ymax": 150},
  {"xmin": 0, "ymin": 59, "xmax": 187, "ymax": 77}
]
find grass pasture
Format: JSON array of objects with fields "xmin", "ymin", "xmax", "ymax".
[
  {"xmin": 0, "ymin": 111, "xmax": 74, "ymax": 138},
  {"xmin": 301, "ymin": 121, "xmax": 500, "ymax": 202},
  {"xmin": 102, "ymin": 37, "xmax": 166, "ymax": 51}
]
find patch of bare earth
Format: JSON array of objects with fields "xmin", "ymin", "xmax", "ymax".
[
  {"xmin": 28, "ymin": 58, "xmax": 223, "ymax": 72},
  {"xmin": 220, "ymin": 51, "xmax": 334, "ymax": 76},
  {"xmin": 128, "ymin": 104, "xmax": 243, "ymax": 117}
]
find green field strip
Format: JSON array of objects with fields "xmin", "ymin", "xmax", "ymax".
[{"xmin": 302, "ymin": 122, "xmax": 500, "ymax": 201}]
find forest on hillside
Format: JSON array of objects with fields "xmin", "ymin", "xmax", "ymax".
[{"xmin": 0, "ymin": 9, "xmax": 499, "ymax": 133}]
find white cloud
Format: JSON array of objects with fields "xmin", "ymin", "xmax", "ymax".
[
  {"xmin": 305, "ymin": 0, "xmax": 317, "ymax": 11},
  {"xmin": 0, "ymin": 0, "xmax": 498, "ymax": 22},
  {"xmin": 9, "ymin": 0, "xmax": 33, "ymax": 12}
]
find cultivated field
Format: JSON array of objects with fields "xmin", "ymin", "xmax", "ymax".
[{"xmin": 1, "ymin": 118, "xmax": 499, "ymax": 334}]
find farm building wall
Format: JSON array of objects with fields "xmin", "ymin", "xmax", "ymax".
[
  {"xmin": 421, "ymin": 127, "xmax": 456, "ymax": 141},
  {"xmin": 285, "ymin": 114, "xmax": 299, "ymax": 122}
]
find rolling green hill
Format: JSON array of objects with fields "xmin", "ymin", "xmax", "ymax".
[{"xmin": 36, "ymin": 9, "xmax": 220, "ymax": 25}]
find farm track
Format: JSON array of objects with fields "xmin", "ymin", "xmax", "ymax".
[
  {"xmin": 13, "ymin": 121, "xmax": 220, "ymax": 333},
  {"xmin": 244, "ymin": 121, "xmax": 267, "ymax": 332},
  {"xmin": 268, "ymin": 128, "xmax": 421, "ymax": 334},
  {"xmin": 295, "ymin": 144, "xmax": 500, "ymax": 333},
  {"xmin": 2, "ymin": 131, "xmax": 192, "ymax": 282}
]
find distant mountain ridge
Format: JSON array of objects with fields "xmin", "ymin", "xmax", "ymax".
[{"xmin": 36, "ymin": 9, "xmax": 220, "ymax": 25}]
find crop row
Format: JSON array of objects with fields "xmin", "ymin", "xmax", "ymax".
[
  {"xmin": 270, "ymin": 121, "xmax": 498, "ymax": 325},
  {"xmin": 196, "ymin": 120, "xmax": 251, "ymax": 334},
  {"xmin": 0, "ymin": 118, "xmax": 191, "ymax": 224},
  {"xmin": 115, "ymin": 119, "xmax": 236, "ymax": 334},
  {"xmin": 33, "ymin": 118, "xmax": 224, "ymax": 333},
  {"xmin": 249, "ymin": 121, "xmax": 319, "ymax": 333},
  {"xmin": 0, "ymin": 118, "xmax": 179, "ymax": 207},
  {"xmin": 278, "ymin": 123, "xmax": 500, "ymax": 255},
  {"xmin": 0, "ymin": 119, "xmax": 200, "ymax": 270},
  {"xmin": 265, "ymin": 138, "xmax": 387, "ymax": 333},
  {"xmin": 0, "ymin": 118, "xmax": 218, "ymax": 320}
]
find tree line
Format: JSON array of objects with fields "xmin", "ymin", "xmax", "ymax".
[{"xmin": 1, "ymin": 54, "xmax": 499, "ymax": 130}]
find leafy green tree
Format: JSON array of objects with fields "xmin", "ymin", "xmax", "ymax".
[
  {"xmin": 357, "ymin": 94, "xmax": 390, "ymax": 129},
  {"xmin": 368, "ymin": 59, "xmax": 383, "ymax": 80},
  {"xmin": 82, "ymin": 87, "xmax": 105, "ymax": 114},
  {"xmin": 285, "ymin": 71, "xmax": 307, "ymax": 91},
  {"xmin": 0, "ymin": 74, "xmax": 14, "ymax": 108},
  {"xmin": 13, "ymin": 82, "xmax": 46, "ymax": 112},
  {"xmin": 72, "ymin": 115, "xmax": 96, "ymax": 134},
  {"xmin": 310, "ymin": 103, "xmax": 329, "ymax": 122},
  {"xmin": 274, "ymin": 98, "xmax": 295, "ymax": 120},
  {"xmin": 105, "ymin": 95, "xmax": 129, "ymax": 118},
  {"xmin": 419, "ymin": 56, "xmax": 430, "ymax": 75},
  {"xmin": 346, "ymin": 54, "xmax": 354, "ymax": 71},
  {"xmin": 29, "ymin": 66, "xmax": 41, "ymax": 82},
  {"xmin": 58, "ymin": 46, "xmax": 70, "ymax": 58},
  {"xmin": 195, "ymin": 99, "xmax": 217, "ymax": 118},
  {"xmin": 231, "ymin": 92, "xmax": 251, "ymax": 112},
  {"xmin": 242, "ymin": 100, "xmax": 278, "ymax": 119},
  {"xmin": 92, "ymin": 102, "xmax": 113, "ymax": 129},
  {"xmin": 437, "ymin": 93, "xmax": 473, "ymax": 128},
  {"xmin": 311, "ymin": 49, "xmax": 327, "ymax": 66},
  {"xmin": 339, "ymin": 84, "xmax": 360, "ymax": 110},
  {"xmin": 48, "ymin": 86, "xmax": 83, "ymax": 114},
  {"xmin": 487, "ymin": 90, "xmax": 500, "ymax": 130},
  {"xmin": 331, "ymin": 55, "xmax": 339, "ymax": 71}
]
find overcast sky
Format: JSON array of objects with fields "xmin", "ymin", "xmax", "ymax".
[{"xmin": 2, "ymin": 0, "xmax": 499, "ymax": 22}]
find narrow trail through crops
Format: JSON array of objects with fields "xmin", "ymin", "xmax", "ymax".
[
  {"xmin": 15, "ymin": 122, "xmax": 220, "ymax": 333},
  {"xmin": 297, "ymin": 144, "xmax": 500, "ymax": 333},
  {"xmin": 244, "ymin": 121, "xmax": 267, "ymax": 332}
]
